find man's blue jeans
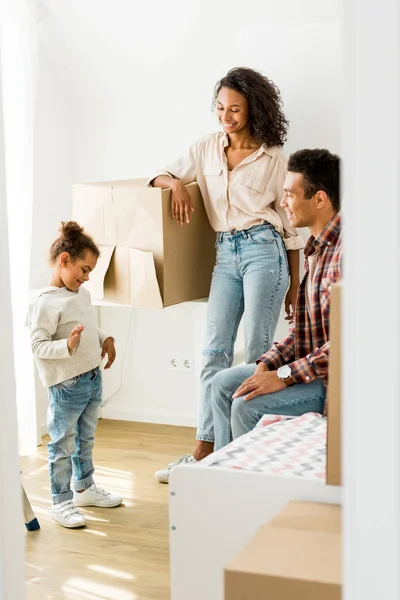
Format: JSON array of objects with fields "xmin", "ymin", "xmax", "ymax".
[{"xmin": 211, "ymin": 363, "xmax": 326, "ymax": 450}]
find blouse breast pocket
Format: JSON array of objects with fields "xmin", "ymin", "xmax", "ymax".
[
  {"xmin": 238, "ymin": 171, "xmax": 276, "ymax": 212},
  {"xmin": 203, "ymin": 164, "xmax": 223, "ymax": 201},
  {"xmin": 240, "ymin": 172, "xmax": 267, "ymax": 194}
]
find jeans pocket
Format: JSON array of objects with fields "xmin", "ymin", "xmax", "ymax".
[
  {"xmin": 248, "ymin": 228, "xmax": 275, "ymax": 245},
  {"xmin": 59, "ymin": 375, "xmax": 80, "ymax": 390}
]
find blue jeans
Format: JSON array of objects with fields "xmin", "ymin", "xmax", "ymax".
[
  {"xmin": 211, "ymin": 363, "xmax": 326, "ymax": 450},
  {"xmin": 197, "ymin": 223, "xmax": 289, "ymax": 443},
  {"xmin": 47, "ymin": 368, "xmax": 102, "ymax": 504}
]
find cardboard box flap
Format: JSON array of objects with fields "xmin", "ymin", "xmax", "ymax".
[
  {"xmin": 98, "ymin": 246, "xmax": 163, "ymax": 309},
  {"xmin": 129, "ymin": 248, "xmax": 163, "ymax": 309},
  {"xmin": 72, "ymin": 184, "xmax": 116, "ymax": 245},
  {"xmin": 85, "ymin": 245, "xmax": 115, "ymax": 300}
]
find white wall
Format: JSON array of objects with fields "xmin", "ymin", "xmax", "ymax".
[
  {"xmin": 32, "ymin": 41, "xmax": 74, "ymax": 433},
  {"xmin": 35, "ymin": 0, "xmax": 342, "ymax": 430}
]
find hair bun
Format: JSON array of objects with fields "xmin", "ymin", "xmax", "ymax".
[{"xmin": 60, "ymin": 221, "xmax": 84, "ymax": 240}]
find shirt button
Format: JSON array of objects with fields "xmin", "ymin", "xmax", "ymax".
[
  {"xmin": 327, "ymin": 242, "xmax": 331, "ymax": 246},
  {"xmin": 306, "ymin": 376, "xmax": 311, "ymax": 381}
]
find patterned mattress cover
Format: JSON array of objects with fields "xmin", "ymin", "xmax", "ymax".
[{"xmin": 199, "ymin": 412, "xmax": 327, "ymax": 480}]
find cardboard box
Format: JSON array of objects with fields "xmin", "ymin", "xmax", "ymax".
[
  {"xmin": 327, "ymin": 283, "xmax": 342, "ymax": 485},
  {"xmin": 72, "ymin": 180, "xmax": 216, "ymax": 308},
  {"xmin": 225, "ymin": 501, "xmax": 342, "ymax": 600}
]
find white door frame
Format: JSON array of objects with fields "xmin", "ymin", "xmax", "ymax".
[
  {"xmin": 0, "ymin": 47, "xmax": 26, "ymax": 600},
  {"xmin": 343, "ymin": 0, "xmax": 400, "ymax": 598}
]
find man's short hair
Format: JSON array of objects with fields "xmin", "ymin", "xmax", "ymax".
[{"xmin": 288, "ymin": 149, "xmax": 340, "ymax": 211}]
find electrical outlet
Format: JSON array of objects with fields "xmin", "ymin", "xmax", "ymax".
[
  {"xmin": 183, "ymin": 359, "xmax": 192, "ymax": 370},
  {"xmin": 169, "ymin": 358, "xmax": 178, "ymax": 369},
  {"xmin": 168, "ymin": 357, "xmax": 194, "ymax": 372}
]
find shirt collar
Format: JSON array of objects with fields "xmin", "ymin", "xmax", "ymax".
[{"xmin": 305, "ymin": 211, "xmax": 342, "ymax": 257}]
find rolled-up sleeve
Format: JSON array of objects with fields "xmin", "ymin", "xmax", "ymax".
[
  {"xmin": 274, "ymin": 159, "xmax": 305, "ymax": 251},
  {"xmin": 147, "ymin": 141, "xmax": 198, "ymax": 187},
  {"xmin": 256, "ymin": 329, "xmax": 296, "ymax": 369},
  {"xmin": 289, "ymin": 341, "xmax": 330, "ymax": 384}
]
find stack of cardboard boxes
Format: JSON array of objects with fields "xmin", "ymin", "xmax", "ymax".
[{"xmin": 224, "ymin": 284, "xmax": 342, "ymax": 599}]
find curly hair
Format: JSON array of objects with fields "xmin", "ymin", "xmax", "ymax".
[
  {"xmin": 213, "ymin": 67, "xmax": 289, "ymax": 148},
  {"xmin": 288, "ymin": 149, "xmax": 341, "ymax": 211},
  {"xmin": 50, "ymin": 221, "xmax": 100, "ymax": 264}
]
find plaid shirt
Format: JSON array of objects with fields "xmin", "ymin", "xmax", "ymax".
[{"xmin": 258, "ymin": 211, "xmax": 342, "ymax": 387}]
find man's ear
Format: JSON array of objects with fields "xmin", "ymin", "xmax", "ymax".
[{"xmin": 315, "ymin": 190, "xmax": 329, "ymax": 209}]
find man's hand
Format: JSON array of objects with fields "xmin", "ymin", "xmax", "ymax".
[
  {"xmin": 101, "ymin": 337, "xmax": 116, "ymax": 369},
  {"xmin": 233, "ymin": 368, "xmax": 285, "ymax": 402},
  {"xmin": 68, "ymin": 325, "xmax": 84, "ymax": 354}
]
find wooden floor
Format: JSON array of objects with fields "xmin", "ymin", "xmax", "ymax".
[{"xmin": 22, "ymin": 420, "xmax": 195, "ymax": 600}]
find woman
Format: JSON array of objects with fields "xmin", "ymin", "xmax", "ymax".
[{"xmin": 150, "ymin": 67, "xmax": 304, "ymax": 483}]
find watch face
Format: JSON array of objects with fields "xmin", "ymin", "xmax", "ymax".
[{"xmin": 279, "ymin": 365, "xmax": 291, "ymax": 379}]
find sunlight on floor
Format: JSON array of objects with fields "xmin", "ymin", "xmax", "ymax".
[
  {"xmin": 84, "ymin": 529, "xmax": 108, "ymax": 537},
  {"xmin": 83, "ymin": 514, "xmax": 110, "ymax": 523},
  {"xmin": 62, "ymin": 578, "xmax": 138, "ymax": 600},
  {"xmin": 88, "ymin": 564, "xmax": 136, "ymax": 581}
]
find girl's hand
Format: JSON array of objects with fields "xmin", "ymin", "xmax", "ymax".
[
  {"xmin": 67, "ymin": 325, "xmax": 84, "ymax": 354},
  {"xmin": 285, "ymin": 282, "xmax": 299, "ymax": 322},
  {"xmin": 171, "ymin": 180, "xmax": 194, "ymax": 225},
  {"xmin": 101, "ymin": 337, "xmax": 116, "ymax": 369}
]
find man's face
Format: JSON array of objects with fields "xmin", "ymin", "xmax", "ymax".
[{"xmin": 281, "ymin": 172, "xmax": 316, "ymax": 228}]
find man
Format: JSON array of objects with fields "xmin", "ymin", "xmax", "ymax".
[{"xmin": 211, "ymin": 148, "xmax": 342, "ymax": 449}]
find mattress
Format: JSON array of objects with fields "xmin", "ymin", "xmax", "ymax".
[{"xmin": 199, "ymin": 412, "xmax": 327, "ymax": 480}]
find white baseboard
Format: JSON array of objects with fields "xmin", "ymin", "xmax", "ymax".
[
  {"xmin": 100, "ymin": 405, "xmax": 197, "ymax": 427},
  {"xmin": 40, "ymin": 422, "xmax": 48, "ymax": 437}
]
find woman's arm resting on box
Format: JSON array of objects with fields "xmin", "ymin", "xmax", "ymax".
[{"xmin": 151, "ymin": 176, "xmax": 194, "ymax": 226}]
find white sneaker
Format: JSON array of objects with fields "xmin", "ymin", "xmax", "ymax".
[
  {"xmin": 74, "ymin": 484, "xmax": 123, "ymax": 508},
  {"xmin": 155, "ymin": 454, "xmax": 197, "ymax": 484},
  {"xmin": 51, "ymin": 500, "xmax": 86, "ymax": 529}
]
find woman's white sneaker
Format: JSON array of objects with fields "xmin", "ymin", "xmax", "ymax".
[
  {"xmin": 51, "ymin": 500, "xmax": 86, "ymax": 528},
  {"xmin": 74, "ymin": 484, "xmax": 123, "ymax": 508},
  {"xmin": 155, "ymin": 454, "xmax": 197, "ymax": 484}
]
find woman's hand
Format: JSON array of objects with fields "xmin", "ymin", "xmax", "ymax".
[
  {"xmin": 171, "ymin": 179, "xmax": 194, "ymax": 225},
  {"xmin": 285, "ymin": 281, "xmax": 299, "ymax": 322}
]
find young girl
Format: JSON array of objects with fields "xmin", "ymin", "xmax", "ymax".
[{"xmin": 28, "ymin": 221, "xmax": 122, "ymax": 528}]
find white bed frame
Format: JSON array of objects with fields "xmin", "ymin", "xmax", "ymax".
[{"xmin": 169, "ymin": 464, "xmax": 341, "ymax": 600}]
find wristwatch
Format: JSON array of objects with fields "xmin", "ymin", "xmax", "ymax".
[{"xmin": 277, "ymin": 365, "xmax": 294, "ymax": 386}]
